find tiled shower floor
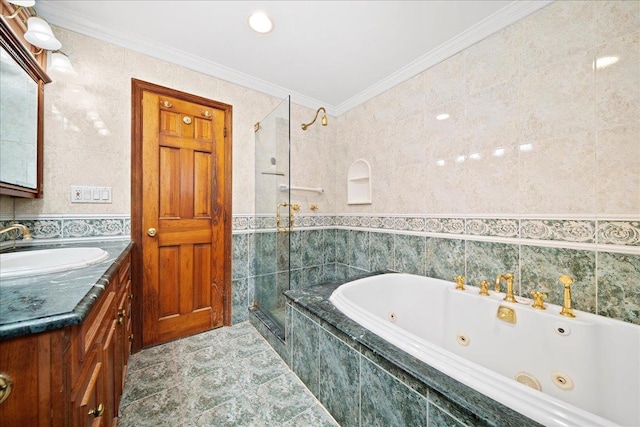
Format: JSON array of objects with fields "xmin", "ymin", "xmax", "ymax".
[{"xmin": 118, "ymin": 322, "xmax": 339, "ymax": 427}]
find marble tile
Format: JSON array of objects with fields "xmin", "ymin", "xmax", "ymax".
[
  {"xmin": 425, "ymin": 237, "xmax": 465, "ymax": 281},
  {"xmin": 595, "ymin": 1, "xmax": 640, "ymax": 44},
  {"xmin": 188, "ymin": 398, "xmax": 264, "ymax": 427},
  {"xmin": 519, "ymin": 51, "xmax": 595, "ymax": 142},
  {"xmin": 303, "ymin": 229, "xmax": 324, "ymax": 267},
  {"xmin": 394, "ymin": 234, "xmax": 426, "ymax": 275},
  {"xmin": 518, "ymin": 133, "xmax": 596, "ymax": 214},
  {"xmin": 425, "ymin": 218, "xmax": 465, "ymax": 235},
  {"xmin": 123, "ymin": 339, "xmax": 174, "ymax": 373},
  {"xmin": 466, "ymin": 218, "xmax": 519, "ymax": 238},
  {"xmin": 464, "ymin": 26, "xmax": 520, "ymax": 95},
  {"xmin": 181, "ymin": 369, "xmax": 244, "ymax": 419},
  {"xmin": 232, "ymin": 278, "xmax": 249, "ymax": 324},
  {"xmin": 254, "ymin": 274, "xmax": 278, "ymax": 316},
  {"xmin": 318, "ymin": 329, "xmax": 360, "ymax": 427},
  {"xmin": 177, "ymin": 345, "xmax": 232, "ymax": 382},
  {"xmin": 289, "ymin": 230, "xmax": 303, "ymax": 270},
  {"xmin": 595, "ymin": 32, "xmax": 640, "ymax": 130},
  {"xmin": 237, "ymin": 349, "xmax": 289, "ymax": 389},
  {"xmin": 465, "ymin": 82, "xmax": 519, "ymax": 152},
  {"xmin": 14, "ymin": 219, "xmax": 62, "ymax": 239},
  {"xmin": 323, "ymin": 263, "xmax": 337, "ymax": 283},
  {"xmin": 290, "ymin": 308, "xmax": 320, "ymax": 395},
  {"xmin": 370, "ymin": 232, "xmax": 394, "ymax": 272},
  {"xmin": 248, "ymin": 373, "xmax": 317, "ymax": 425},
  {"xmin": 231, "ymin": 328, "xmax": 274, "ymax": 360},
  {"xmin": 120, "ymin": 360, "xmax": 177, "ymax": 407},
  {"xmin": 521, "ymin": 219, "xmax": 596, "ymax": 243},
  {"xmin": 598, "ymin": 221, "xmax": 640, "ymax": 246},
  {"xmin": 520, "ymin": 246, "xmax": 596, "ymax": 313},
  {"xmin": 597, "ymin": 252, "xmax": 640, "ymax": 325},
  {"xmin": 63, "ymin": 218, "xmax": 125, "ymax": 238},
  {"xmin": 118, "ymin": 387, "xmax": 184, "ymax": 427},
  {"xmin": 349, "ymin": 230, "xmax": 370, "ymax": 271},
  {"xmin": 428, "ymin": 404, "xmax": 465, "ymax": 427},
  {"xmin": 276, "ymin": 232, "xmax": 290, "ymax": 272},
  {"xmin": 465, "ymin": 241, "xmax": 519, "ymax": 290},
  {"xmin": 281, "ymin": 404, "xmax": 340, "ymax": 427},
  {"xmin": 254, "ymin": 232, "xmax": 276, "ymax": 275},
  {"xmin": 596, "ymin": 125, "xmax": 640, "ymax": 215},
  {"xmin": 514, "ymin": 1, "xmax": 595, "ymax": 70},
  {"xmin": 428, "ymin": 390, "xmax": 489, "ymax": 427},
  {"xmin": 323, "ymin": 228, "xmax": 336, "ymax": 264},
  {"xmin": 303, "ymin": 265, "xmax": 324, "ymax": 287},
  {"xmin": 424, "ymin": 52, "xmax": 466, "ymax": 107},
  {"xmin": 360, "ymin": 356, "xmax": 428, "ymax": 426},
  {"xmin": 335, "ymin": 229, "xmax": 349, "ymax": 265}
]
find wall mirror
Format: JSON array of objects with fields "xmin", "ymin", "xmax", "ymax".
[{"xmin": 0, "ymin": 15, "xmax": 50, "ymax": 198}]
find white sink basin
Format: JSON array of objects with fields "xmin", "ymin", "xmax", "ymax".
[{"xmin": 0, "ymin": 248, "xmax": 109, "ymax": 279}]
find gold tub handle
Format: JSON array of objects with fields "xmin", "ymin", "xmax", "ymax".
[{"xmin": 276, "ymin": 202, "xmax": 300, "ymax": 232}]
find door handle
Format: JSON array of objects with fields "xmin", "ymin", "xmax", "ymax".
[{"xmin": 147, "ymin": 227, "xmax": 157, "ymax": 237}]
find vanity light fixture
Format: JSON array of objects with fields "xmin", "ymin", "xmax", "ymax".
[
  {"xmin": 25, "ymin": 16, "xmax": 61, "ymax": 50},
  {"xmin": 436, "ymin": 159, "xmax": 445, "ymax": 166},
  {"xmin": 48, "ymin": 51, "xmax": 77, "ymax": 78},
  {"xmin": 3, "ymin": 2, "xmax": 62, "ymax": 52},
  {"xmin": 455, "ymin": 155, "xmax": 466, "ymax": 163},
  {"xmin": 436, "ymin": 113, "xmax": 450, "ymax": 121},
  {"xmin": 248, "ymin": 11, "xmax": 273, "ymax": 34},
  {"xmin": 492, "ymin": 148, "xmax": 506, "ymax": 157},
  {"xmin": 7, "ymin": 0, "xmax": 36, "ymax": 6},
  {"xmin": 519, "ymin": 143, "xmax": 533, "ymax": 152},
  {"xmin": 469, "ymin": 152, "xmax": 481, "ymax": 160}
]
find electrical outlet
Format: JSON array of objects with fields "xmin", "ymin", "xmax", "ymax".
[{"xmin": 71, "ymin": 186, "xmax": 112, "ymax": 203}]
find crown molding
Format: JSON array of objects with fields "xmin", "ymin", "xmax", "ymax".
[
  {"xmin": 334, "ymin": 0, "xmax": 553, "ymax": 115},
  {"xmin": 37, "ymin": 1, "xmax": 552, "ymax": 118}
]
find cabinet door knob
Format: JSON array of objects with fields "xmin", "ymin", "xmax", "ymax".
[
  {"xmin": 88, "ymin": 403, "xmax": 105, "ymax": 417},
  {"xmin": 129, "ymin": 334, "xmax": 134, "ymax": 342},
  {"xmin": 117, "ymin": 309, "xmax": 126, "ymax": 325},
  {"xmin": 0, "ymin": 374, "xmax": 13, "ymax": 405},
  {"xmin": 147, "ymin": 227, "xmax": 157, "ymax": 237}
]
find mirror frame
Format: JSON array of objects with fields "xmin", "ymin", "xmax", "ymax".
[{"xmin": 0, "ymin": 13, "xmax": 50, "ymax": 198}]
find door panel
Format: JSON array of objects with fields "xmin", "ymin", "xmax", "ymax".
[{"xmin": 139, "ymin": 88, "xmax": 228, "ymax": 347}]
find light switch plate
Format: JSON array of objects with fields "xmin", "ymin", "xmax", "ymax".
[{"xmin": 71, "ymin": 186, "xmax": 112, "ymax": 203}]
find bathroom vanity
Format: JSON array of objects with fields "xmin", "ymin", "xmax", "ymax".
[{"xmin": 0, "ymin": 241, "xmax": 133, "ymax": 427}]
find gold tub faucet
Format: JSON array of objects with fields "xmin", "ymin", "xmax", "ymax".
[
  {"xmin": 0, "ymin": 223, "xmax": 33, "ymax": 241},
  {"xmin": 558, "ymin": 275, "xmax": 576, "ymax": 318},
  {"xmin": 495, "ymin": 273, "xmax": 517, "ymax": 303}
]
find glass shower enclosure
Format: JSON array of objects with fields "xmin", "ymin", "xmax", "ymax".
[{"xmin": 253, "ymin": 96, "xmax": 290, "ymax": 337}]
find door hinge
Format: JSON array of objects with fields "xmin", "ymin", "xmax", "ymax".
[
  {"xmin": 223, "ymin": 211, "xmax": 227, "ymax": 222},
  {"xmin": 223, "ymin": 127, "xmax": 228, "ymax": 137}
]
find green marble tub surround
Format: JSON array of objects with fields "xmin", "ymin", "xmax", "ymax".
[
  {"xmin": 0, "ymin": 239, "xmax": 133, "ymax": 339},
  {"xmin": 395, "ymin": 234, "xmax": 426, "ymax": 275},
  {"xmin": 520, "ymin": 245, "xmax": 596, "ymax": 313},
  {"xmin": 597, "ymin": 251, "xmax": 640, "ymax": 324},
  {"xmin": 465, "ymin": 240, "xmax": 520, "ymax": 291},
  {"xmin": 284, "ymin": 277, "xmax": 542, "ymax": 427},
  {"xmin": 425, "ymin": 237, "xmax": 465, "ymax": 280}
]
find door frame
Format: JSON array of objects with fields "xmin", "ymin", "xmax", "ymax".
[{"xmin": 130, "ymin": 78, "xmax": 233, "ymax": 352}]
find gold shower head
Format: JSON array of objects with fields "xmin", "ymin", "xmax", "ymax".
[{"xmin": 301, "ymin": 107, "xmax": 328, "ymax": 130}]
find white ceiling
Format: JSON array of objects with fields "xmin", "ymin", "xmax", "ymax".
[{"xmin": 37, "ymin": 1, "xmax": 551, "ymax": 115}]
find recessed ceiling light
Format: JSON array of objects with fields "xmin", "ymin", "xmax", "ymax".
[
  {"xmin": 248, "ymin": 11, "xmax": 273, "ymax": 34},
  {"xmin": 436, "ymin": 113, "xmax": 450, "ymax": 121}
]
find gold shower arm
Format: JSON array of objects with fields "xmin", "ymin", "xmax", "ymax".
[{"xmin": 301, "ymin": 107, "xmax": 328, "ymax": 130}]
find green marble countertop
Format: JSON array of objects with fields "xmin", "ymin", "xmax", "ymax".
[{"xmin": 0, "ymin": 240, "xmax": 133, "ymax": 340}]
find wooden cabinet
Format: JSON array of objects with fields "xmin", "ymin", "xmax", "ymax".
[{"xmin": 0, "ymin": 252, "xmax": 132, "ymax": 427}]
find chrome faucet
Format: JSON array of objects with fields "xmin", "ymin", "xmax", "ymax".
[
  {"xmin": 495, "ymin": 273, "xmax": 517, "ymax": 303},
  {"xmin": 0, "ymin": 223, "xmax": 33, "ymax": 241}
]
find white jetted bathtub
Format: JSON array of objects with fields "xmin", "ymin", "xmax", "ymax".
[{"xmin": 329, "ymin": 273, "xmax": 640, "ymax": 427}]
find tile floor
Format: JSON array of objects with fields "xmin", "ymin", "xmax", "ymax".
[{"xmin": 118, "ymin": 322, "xmax": 339, "ymax": 427}]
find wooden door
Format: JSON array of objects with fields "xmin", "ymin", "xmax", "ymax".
[{"xmin": 132, "ymin": 80, "xmax": 232, "ymax": 348}]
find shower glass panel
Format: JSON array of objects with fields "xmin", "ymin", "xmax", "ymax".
[{"xmin": 254, "ymin": 96, "xmax": 290, "ymax": 334}]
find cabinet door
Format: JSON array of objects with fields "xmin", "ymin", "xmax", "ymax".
[
  {"xmin": 102, "ymin": 319, "xmax": 117, "ymax": 427},
  {"xmin": 73, "ymin": 351, "xmax": 105, "ymax": 427}
]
